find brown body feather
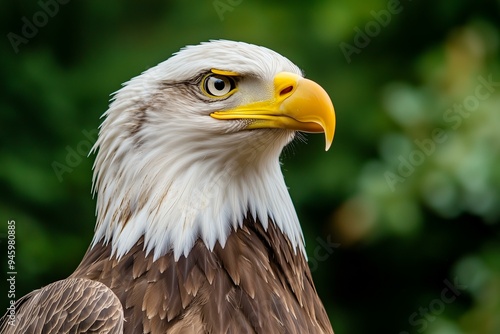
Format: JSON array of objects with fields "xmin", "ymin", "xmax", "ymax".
[{"xmin": 1, "ymin": 218, "xmax": 333, "ymax": 334}]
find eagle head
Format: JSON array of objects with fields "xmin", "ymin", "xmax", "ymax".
[{"xmin": 91, "ymin": 40, "xmax": 336, "ymax": 261}]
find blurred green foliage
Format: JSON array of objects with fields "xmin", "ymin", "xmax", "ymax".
[{"xmin": 1, "ymin": 1, "xmax": 500, "ymax": 333}]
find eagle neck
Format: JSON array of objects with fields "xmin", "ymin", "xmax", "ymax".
[{"xmin": 91, "ymin": 128, "xmax": 305, "ymax": 261}]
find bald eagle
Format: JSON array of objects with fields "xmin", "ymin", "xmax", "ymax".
[{"xmin": 1, "ymin": 40, "xmax": 335, "ymax": 334}]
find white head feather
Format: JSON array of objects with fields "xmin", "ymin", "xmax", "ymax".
[{"xmin": 91, "ymin": 40, "xmax": 306, "ymax": 261}]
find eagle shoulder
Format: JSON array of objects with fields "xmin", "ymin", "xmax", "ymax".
[{"xmin": 0, "ymin": 278, "xmax": 123, "ymax": 334}]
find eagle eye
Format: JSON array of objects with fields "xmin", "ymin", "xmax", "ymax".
[{"xmin": 201, "ymin": 74, "xmax": 236, "ymax": 98}]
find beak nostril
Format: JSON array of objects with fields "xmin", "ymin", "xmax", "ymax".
[{"xmin": 280, "ymin": 86, "xmax": 294, "ymax": 96}]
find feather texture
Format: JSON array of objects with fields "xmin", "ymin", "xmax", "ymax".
[
  {"xmin": 0, "ymin": 40, "xmax": 334, "ymax": 333},
  {"xmin": 0, "ymin": 217, "xmax": 334, "ymax": 333},
  {"xmin": 72, "ymin": 217, "xmax": 331, "ymax": 334},
  {"xmin": 0, "ymin": 279, "xmax": 123, "ymax": 334}
]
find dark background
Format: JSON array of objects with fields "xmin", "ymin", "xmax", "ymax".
[{"xmin": 1, "ymin": 1, "xmax": 500, "ymax": 333}]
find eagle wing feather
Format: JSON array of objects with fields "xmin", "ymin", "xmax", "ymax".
[{"xmin": 0, "ymin": 278, "xmax": 123, "ymax": 334}]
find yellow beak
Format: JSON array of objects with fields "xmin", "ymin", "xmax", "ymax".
[{"xmin": 210, "ymin": 72, "xmax": 336, "ymax": 151}]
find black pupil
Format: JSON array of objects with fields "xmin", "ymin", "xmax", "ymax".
[{"xmin": 214, "ymin": 78, "xmax": 225, "ymax": 91}]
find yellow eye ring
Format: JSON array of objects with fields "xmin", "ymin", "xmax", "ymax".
[{"xmin": 201, "ymin": 74, "xmax": 237, "ymax": 98}]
